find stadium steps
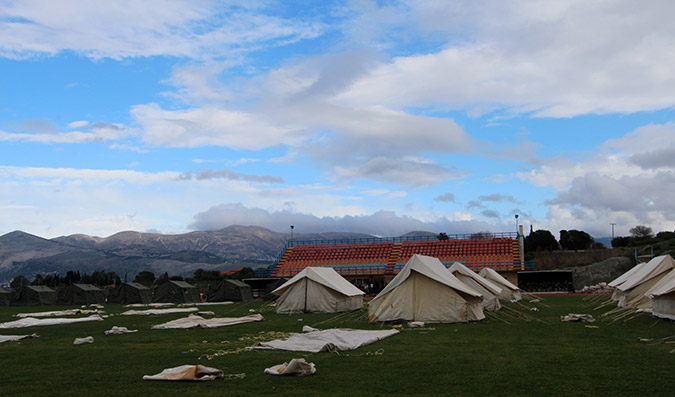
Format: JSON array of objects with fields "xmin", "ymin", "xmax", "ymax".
[
  {"xmin": 271, "ymin": 248, "xmax": 294, "ymax": 277},
  {"xmin": 384, "ymin": 243, "xmax": 402, "ymax": 275}
]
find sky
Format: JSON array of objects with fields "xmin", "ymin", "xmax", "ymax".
[{"xmin": 1, "ymin": 0, "xmax": 674, "ymax": 241}]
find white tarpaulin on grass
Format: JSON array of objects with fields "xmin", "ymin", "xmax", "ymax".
[
  {"xmin": 121, "ymin": 307, "xmax": 198, "ymax": 316},
  {"xmin": 479, "ymin": 268, "xmax": 522, "ymax": 302},
  {"xmin": 257, "ymin": 328, "xmax": 399, "ymax": 352},
  {"xmin": 152, "ymin": 313, "xmax": 263, "ymax": 329},
  {"xmin": 0, "ymin": 315, "xmax": 103, "ymax": 329},
  {"xmin": 264, "ymin": 358, "xmax": 316, "ymax": 376},
  {"xmin": 0, "ymin": 334, "xmax": 39, "ymax": 343},
  {"xmin": 449, "ymin": 262, "xmax": 502, "ymax": 311},
  {"xmin": 143, "ymin": 365, "xmax": 224, "ymax": 381},
  {"xmin": 16, "ymin": 309, "xmax": 101, "ymax": 318}
]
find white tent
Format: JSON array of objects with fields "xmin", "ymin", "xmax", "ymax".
[
  {"xmin": 449, "ymin": 262, "xmax": 502, "ymax": 311},
  {"xmin": 608, "ymin": 262, "xmax": 646, "ymax": 300},
  {"xmin": 646, "ymin": 267, "xmax": 675, "ymax": 321},
  {"xmin": 479, "ymin": 267, "xmax": 522, "ymax": 302},
  {"xmin": 271, "ymin": 267, "xmax": 364, "ymax": 313},
  {"xmin": 368, "ymin": 255, "xmax": 484, "ymax": 323},
  {"xmin": 615, "ymin": 255, "xmax": 675, "ymax": 309}
]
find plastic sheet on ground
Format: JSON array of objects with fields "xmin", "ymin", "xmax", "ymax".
[
  {"xmin": 16, "ymin": 309, "xmax": 101, "ymax": 318},
  {"xmin": 120, "ymin": 307, "xmax": 198, "ymax": 316},
  {"xmin": 152, "ymin": 313, "xmax": 263, "ymax": 330},
  {"xmin": 73, "ymin": 336, "xmax": 94, "ymax": 345},
  {"xmin": 264, "ymin": 358, "xmax": 316, "ymax": 376},
  {"xmin": 0, "ymin": 334, "xmax": 39, "ymax": 343},
  {"xmin": 142, "ymin": 365, "xmax": 224, "ymax": 381},
  {"xmin": 0, "ymin": 315, "xmax": 103, "ymax": 329},
  {"xmin": 256, "ymin": 328, "xmax": 399, "ymax": 353},
  {"xmin": 561, "ymin": 313, "xmax": 596, "ymax": 323},
  {"xmin": 104, "ymin": 326, "xmax": 138, "ymax": 335},
  {"xmin": 124, "ymin": 303, "xmax": 174, "ymax": 308},
  {"xmin": 178, "ymin": 301, "xmax": 233, "ymax": 307}
]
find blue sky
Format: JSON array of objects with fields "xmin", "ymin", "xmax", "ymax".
[{"xmin": 1, "ymin": 0, "xmax": 674, "ymax": 240}]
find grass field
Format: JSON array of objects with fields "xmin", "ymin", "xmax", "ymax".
[{"xmin": 1, "ymin": 296, "xmax": 673, "ymax": 396}]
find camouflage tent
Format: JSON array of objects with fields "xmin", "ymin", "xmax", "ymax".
[
  {"xmin": 58, "ymin": 283, "xmax": 106, "ymax": 305},
  {"xmin": 0, "ymin": 286, "xmax": 11, "ymax": 306},
  {"xmin": 106, "ymin": 282, "xmax": 152, "ymax": 305},
  {"xmin": 153, "ymin": 280, "xmax": 200, "ymax": 304},
  {"xmin": 12, "ymin": 285, "xmax": 58, "ymax": 306},
  {"xmin": 206, "ymin": 279, "xmax": 253, "ymax": 302}
]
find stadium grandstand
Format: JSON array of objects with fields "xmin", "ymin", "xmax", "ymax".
[{"xmin": 254, "ymin": 232, "xmax": 533, "ymax": 295}]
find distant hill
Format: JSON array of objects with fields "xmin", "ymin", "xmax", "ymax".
[{"xmin": 0, "ymin": 226, "xmax": 379, "ymax": 282}]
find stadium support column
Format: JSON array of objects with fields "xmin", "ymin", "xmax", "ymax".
[{"xmin": 518, "ymin": 225, "xmax": 525, "ymax": 270}]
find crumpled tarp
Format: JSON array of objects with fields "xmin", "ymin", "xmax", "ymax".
[
  {"xmin": 178, "ymin": 302, "xmax": 233, "ymax": 307},
  {"xmin": 152, "ymin": 313, "xmax": 264, "ymax": 329},
  {"xmin": 124, "ymin": 303, "xmax": 174, "ymax": 308},
  {"xmin": 0, "ymin": 315, "xmax": 103, "ymax": 329},
  {"xmin": 16, "ymin": 309, "xmax": 101, "ymax": 318},
  {"xmin": 73, "ymin": 336, "xmax": 94, "ymax": 345},
  {"xmin": 257, "ymin": 328, "xmax": 399, "ymax": 352},
  {"xmin": 264, "ymin": 358, "xmax": 316, "ymax": 376},
  {"xmin": 104, "ymin": 326, "xmax": 138, "ymax": 335},
  {"xmin": 143, "ymin": 365, "xmax": 224, "ymax": 381},
  {"xmin": 561, "ymin": 313, "xmax": 596, "ymax": 323},
  {"xmin": 0, "ymin": 334, "xmax": 39, "ymax": 343},
  {"xmin": 120, "ymin": 307, "xmax": 198, "ymax": 316}
]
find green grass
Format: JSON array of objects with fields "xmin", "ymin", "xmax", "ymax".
[{"xmin": 1, "ymin": 296, "xmax": 673, "ymax": 396}]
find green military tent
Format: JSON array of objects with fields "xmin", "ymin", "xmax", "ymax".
[
  {"xmin": 58, "ymin": 283, "xmax": 106, "ymax": 305},
  {"xmin": 153, "ymin": 280, "xmax": 200, "ymax": 304},
  {"xmin": 0, "ymin": 286, "xmax": 11, "ymax": 306},
  {"xmin": 106, "ymin": 282, "xmax": 152, "ymax": 305},
  {"xmin": 11, "ymin": 285, "xmax": 58, "ymax": 306},
  {"xmin": 206, "ymin": 279, "xmax": 253, "ymax": 302}
]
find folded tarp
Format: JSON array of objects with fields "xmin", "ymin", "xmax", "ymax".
[
  {"xmin": 257, "ymin": 328, "xmax": 399, "ymax": 353},
  {"xmin": 104, "ymin": 326, "xmax": 138, "ymax": 335},
  {"xmin": 264, "ymin": 358, "xmax": 316, "ymax": 376},
  {"xmin": 16, "ymin": 309, "xmax": 101, "ymax": 318},
  {"xmin": 178, "ymin": 301, "xmax": 233, "ymax": 307},
  {"xmin": 143, "ymin": 365, "xmax": 224, "ymax": 381},
  {"xmin": 152, "ymin": 313, "xmax": 263, "ymax": 329},
  {"xmin": 120, "ymin": 307, "xmax": 198, "ymax": 316},
  {"xmin": 0, "ymin": 334, "xmax": 39, "ymax": 343},
  {"xmin": 124, "ymin": 303, "xmax": 174, "ymax": 308},
  {"xmin": 0, "ymin": 315, "xmax": 103, "ymax": 329}
]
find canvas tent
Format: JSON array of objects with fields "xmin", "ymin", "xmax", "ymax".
[
  {"xmin": 479, "ymin": 268, "xmax": 522, "ymax": 302},
  {"xmin": 608, "ymin": 262, "xmax": 646, "ymax": 300},
  {"xmin": 615, "ymin": 255, "xmax": 674, "ymax": 309},
  {"xmin": 368, "ymin": 255, "xmax": 484, "ymax": 323},
  {"xmin": 271, "ymin": 267, "xmax": 364, "ymax": 313},
  {"xmin": 646, "ymin": 268, "xmax": 675, "ymax": 321},
  {"xmin": 206, "ymin": 279, "xmax": 253, "ymax": 302},
  {"xmin": 0, "ymin": 286, "xmax": 11, "ymax": 306},
  {"xmin": 153, "ymin": 280, "xmax": 200, "ymax": 304},
  {"xmin": 11, "ymin": 285, "xmax": 58, "ymax": 306},
  {"xmin": 57, "ymin": 283, "xmax": 105, "ymax": 305},
  {"xmin": 449, "ymin": 262, "xmax": 502, "ymax": 311},
  {"xmin": 107, "ymin": 282, "xmax": 152, "ymax": 305}
]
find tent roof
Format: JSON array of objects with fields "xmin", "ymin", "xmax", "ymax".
[
  {"xmin": 73, "ymin": 283, "xmax": 103, "ymax": 291},
  {"xmin": 479, "ymin": 268, "xmax": 520, "ymax": 291},
  {"xmin": 608, "ymin": 262, "xmax": 646, "ymax": 288},
  {"xmin": 125, "ymin": 282, "xmax": 150, "ymax": 290},
  {"xmin": 646, "ymin": 267, "xmax": 675, "ymax": 297},
  {"xmin": 374, "ymin": 255, "xmax": 481, "ymax": 300},
  {"xmin": 449, "ymin": 262, "xmax": 502, "ymax": 296},
  {"xmin": 0, "ymin": 286, "xmax": 10, "ymax": 293},
  {"xmin": 170, "ymin": 280, "xmax": 197, "ymax": 289},
  {"xmin": 224, "ymin": 279, "xmax": 249, "ymax": 287},
  {"xmin": 26, "ymin": 285, "xmax": 56, "ymax": 292},
  {"xmin": 617, "ymin": 255, "xmax": 675, "ymax": 292},
  {"xmin": 272, "ymin": 267, "xmax": 364, "ymax": 297}
]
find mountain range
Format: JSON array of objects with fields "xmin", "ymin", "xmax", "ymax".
[{"xmin": 0, "ymin": 225, "xmax": 398, "ymax": 282}]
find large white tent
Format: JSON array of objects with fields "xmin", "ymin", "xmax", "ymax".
[
  {"xmin": 646, "ymin": 267, "xmax": 675, "ymax": 321},
  {"xmin": 368, "ymin": 255, "xmax": 484, "ymax": 323},
  {"xmin": 615, "ymin": 255, "xmax": 675, "ymax": 309},
  {"xmin": 608, "ymin": 262, "xmax": 646, "ymax": 300},
  {"xmin": 479, "ymin": 267, "xmax": 522, "ymax": 302},
  {"xmin": 271, "ymin": 267, "xmax": 364, "ymax": 313},
  {"xmin": 449, "ymin": 262, "xmax": 502, "ymax": 311}
]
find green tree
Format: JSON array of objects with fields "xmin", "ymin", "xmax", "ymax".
[
  {"xmin": 437, "ymin": 232, "xmax": 449, "ymax": 241},
  {"xmin": 10, "ymin": 275, "xmax": 29, "ymax": 289},
  {"xmin": 525, "ymin": 229, "xmax": 559, "ymax": 252},
  {"xmin": 630, "ymin": 225, "xmax": 654, "ymax": 239},
  {"xmin": 134, "ymin": 270, "xmax": 155, "ymax": 287},
  {"xmin": 559, "ymin": 230, "xmax": 594, "ymax": 251}
]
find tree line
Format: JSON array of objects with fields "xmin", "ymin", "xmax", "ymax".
[{"xmin": 524, "ymin": 225, "xmax": 673, "ymax": 252}]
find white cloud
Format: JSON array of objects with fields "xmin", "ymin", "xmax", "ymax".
[
  {"xmin": 0, "ymin": 122, "xmax": 135, "ymax": 144},
  {"xmin": 67, "ymin": 120, "xmax": 89, "ymax": 128}
]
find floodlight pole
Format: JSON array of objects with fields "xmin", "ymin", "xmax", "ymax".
[
  {"xmin": 290, "ymin": 225, "xmax": 294, "ymax": 247},
  {"xmin": 515, "ymin": 214, "xmax": 519, "ymax": 236},
  {"xmin": 610, "ymin": 223, "xmax": 616, "ymax": 240}
]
